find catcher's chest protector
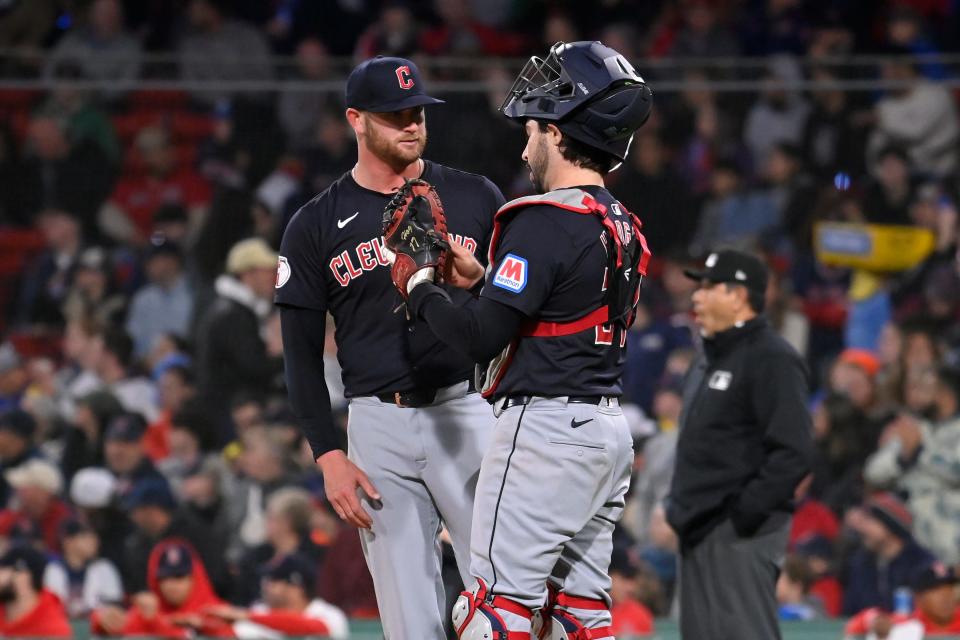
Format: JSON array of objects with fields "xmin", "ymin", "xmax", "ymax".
[{"xmin": 477, "ymin": 188, "xmax": 651, "ymax": 399}]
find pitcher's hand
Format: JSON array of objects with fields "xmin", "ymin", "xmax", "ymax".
[{"xmin": 318, "ymin": 450, "xmax": 380, "ymax": 529}]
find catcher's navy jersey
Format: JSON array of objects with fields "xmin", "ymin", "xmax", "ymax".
[
  {"xmin": 276, "ymin": 160, "xmax": 503, "ymax": 396},
  {"xmin": 481, "ymin": 186, "xmax": 633, "ymax": 397}
]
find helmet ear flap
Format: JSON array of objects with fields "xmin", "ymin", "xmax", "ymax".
[
  {"xmin": 586, "ymin": 83, "xmax": 653, "ymax": 139},
  {"xmin": 558, "ymin": 83, "xmax": 653, "ymax": 161}
]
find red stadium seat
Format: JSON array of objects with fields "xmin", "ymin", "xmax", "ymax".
[
  {"xmin": 128, "ymin": 89, "xmax": 190, "ymax": 109},
  {"xmin": 8, "ymin": 111, "xmax": 31, "ymax": 142},
  {"xmin": 112, "ymin": 111, "xmax": 163, "ymax": 141},
  {"xmin": 0, "ymin": 89, "xmax": 41, "ymax": 110},
  {"xmin": 0, "ymin": 228, "xmax": 46, "ymax": 334},
  {"xmin": 170, "ymin": 112, "xmax": 215, "ymax": 142}
]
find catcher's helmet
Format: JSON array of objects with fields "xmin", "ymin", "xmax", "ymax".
[{"xmin": 500, "ymin": 41, "xmax": 652, "ymax": 165}]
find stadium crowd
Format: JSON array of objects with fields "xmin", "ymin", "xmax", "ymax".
[{"xmin": 1, "ymin": 0, "xmax": 960, "ymax": 637}]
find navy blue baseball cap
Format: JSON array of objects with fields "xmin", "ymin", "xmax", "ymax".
[
  {"xmin": 145, "ymin": 236, "xmax": 183, "ymax": 262},
  {"xmin": 793, "ymin": 534, "xmax": 834, "ymax": 561},
  {"xmin": 345, "ymin": 56, "xmax": 444, "ymax": 113},
  {"xmin": 911, "ymin": 560, "xmax": 959, "ymax": 593},
  {"xmin": 59, "ymin": 517, "xmax": 93, "ymax": 539},
  {"xmin": 0, "ymin": 545, "xmax": 47, "ymax": 590},
  {"xmin": 261, "ymin": 553, "xmax": 316, "ymax": 592},
  {"xmin": 609, "ymin": 545, "xmax": 641, "ymax": 578},
  {"xmin": 124, "ymin": 477, "xmax": 176, "ymax": 512},
  {"xmin": 105, "ymin": 413, "xmax": 147, "ymax": 442},
  {"xmin": 0, "ymin": 409, "xmax": 36, "ymax": 440},
  {"xmin": 156, "ymin": 542, "xmax": 193, "ymax": 579}
]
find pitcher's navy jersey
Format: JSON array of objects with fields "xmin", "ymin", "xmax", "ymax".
[
  {"xmin": 276, "ymin": 160, "xmax": 503, "ymax": 395},
  {"xmin": 481, "ymin": 186, "xmax": 633, "ymax": 397}
]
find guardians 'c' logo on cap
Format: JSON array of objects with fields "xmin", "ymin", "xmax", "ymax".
[{"xmin": 396, "ymin": 65, "xmax": 414, "ymax": 90}]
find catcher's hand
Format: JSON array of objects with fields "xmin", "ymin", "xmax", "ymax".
[
  {"xmin": 381, "ymin": 178, "xmax": 449, "ymax": 298},
  {"xmin": 445, "ymin": 238, "xmax": 485, "ymax": 289}
]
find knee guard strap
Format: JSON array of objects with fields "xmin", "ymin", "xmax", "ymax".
[
  {"xmin": 536, "ymin": 588, "xmax": 613, "ymax": 640},
  {"xmin": 453, "ymin": 578, "xmax": 533, "ymax": 640}
]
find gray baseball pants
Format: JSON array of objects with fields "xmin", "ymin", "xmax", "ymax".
[
  {"xmin": 348, "ymin": 382, "xmax": 492, "ymax": 639},
  {"xmin": 468, "ymin": 396, "xmax": 634, "ymax": 634}
]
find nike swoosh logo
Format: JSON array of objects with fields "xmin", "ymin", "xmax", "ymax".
[
  {"xmin": 337, "ymin": 211, "xmax": 360, "ymax": 228},
  {"xmin": 571, "ymin": 418, "xmax": 593, "ymax": 429}
]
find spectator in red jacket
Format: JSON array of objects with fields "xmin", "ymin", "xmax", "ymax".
[
  {"xmin": 98, "ymin": 125, "xmax": 211, "ymax": 248},
  {"xmin": 845, "ymin": 560, "xmax": 960, "ymax": 636},
  {"xmin": 207, "ymin": 553, "xmax": 349, "ymax": 638},
  {"xmin": 607, "ymin": 546, "xmax": 655, "ymax": 637},
  {"xmin": 0, "ymin": 545, "xmax": 72, "ymax": 637},
  {"xmin": 776, "ymin": 554, "xmax": 827, "ymax": 620},
  {"xmin": 789, "ymin": 475, "xmax": 840, "ymax": 547},
  {"xmin": 92, "ymin": 539, "xmax": 233, "ymax": 638},
  {"xmin": 793, "ymin": 534, "xmax": 843, "ymax": 617},
  {"xmin": 353, "ymin": 4, "xmax": 419, "ymax": 60},
  {"xmin": 316, "ymin": 525, "xmax": 378, "ymax": 619},
  {"xmin": 418, "ymin": 0, "xmax": 525, "ymax": 56}
]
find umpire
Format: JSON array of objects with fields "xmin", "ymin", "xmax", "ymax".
[{"xmin": 665, "ymin": 249, "xmax": 814, "ymax": 640}]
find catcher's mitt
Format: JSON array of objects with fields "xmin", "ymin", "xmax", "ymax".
[{"xmin": 381, "ymin": 178, "xmax": 450, "ymax": 298}]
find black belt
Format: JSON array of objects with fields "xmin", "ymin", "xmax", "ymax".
[
  {"xmin": 499, "ymin": 395, "xmax": 608, "ymax": 411},
  {"xmin": 376, "ymin": 379, "xmax": 476, "ymax": 408}
]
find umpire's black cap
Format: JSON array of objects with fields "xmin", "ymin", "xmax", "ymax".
[
  {"xmin": 345, "ymin": 56, "xmax": 444, "ymax": 113},
  {"xmin": 683, "ymin": 249, "xmax": 768, "ymax": 294}
]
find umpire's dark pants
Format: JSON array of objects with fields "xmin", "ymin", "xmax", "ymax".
[{"xmin": 678, "ymin": 511, "xmax": 791, "ymax": 640}]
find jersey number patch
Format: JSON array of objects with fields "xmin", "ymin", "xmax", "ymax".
[
  {"xmin": 595, "ymin": 323, "xmax": 627, "ymax": 347},
  {"xmin": 492, "ymin": 254, "xmax": 527, "ymax": 293}
]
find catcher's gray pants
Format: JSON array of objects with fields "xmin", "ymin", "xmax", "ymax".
[
  {"xmin": 348, "ymin": 382, "xmax": 492, "ymax": 640},
  {"xmin": 678, "ymin": 511, "xmax": 792, "ymax": 640},
  {"xmin": 469, "ymin": 396, "xmax": 633, "ymax": 633}
]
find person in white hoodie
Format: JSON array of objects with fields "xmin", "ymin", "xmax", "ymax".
[{"xmin": 43, "ymin": 517, "xmax": 123, "ymax": 618}]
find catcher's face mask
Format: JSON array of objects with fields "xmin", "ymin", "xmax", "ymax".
[
  {"xmin": 499, "ymin": 46, "xmax": 570, "ymax": 118},
  {"xmin": 499, "ymin": 41, "xmax": 653, "ymax": 164}
]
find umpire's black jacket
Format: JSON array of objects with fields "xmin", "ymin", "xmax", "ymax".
[{"xmin": 666, "ymin": 316, "xmax": 814, "ymax": 548}]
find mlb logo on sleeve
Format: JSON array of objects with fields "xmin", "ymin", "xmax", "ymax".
[
  {"xmin": 708, "ymin": 370, "xmax": 733, "ymax": 390},
  {"xmin": 493, "ymin": 254, "xmax": 527, "ymax": 293}
]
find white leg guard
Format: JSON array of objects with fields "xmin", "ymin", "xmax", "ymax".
[{"xmin": 453, "ymin": 579, "xmax": 534, "ymax": 640}]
